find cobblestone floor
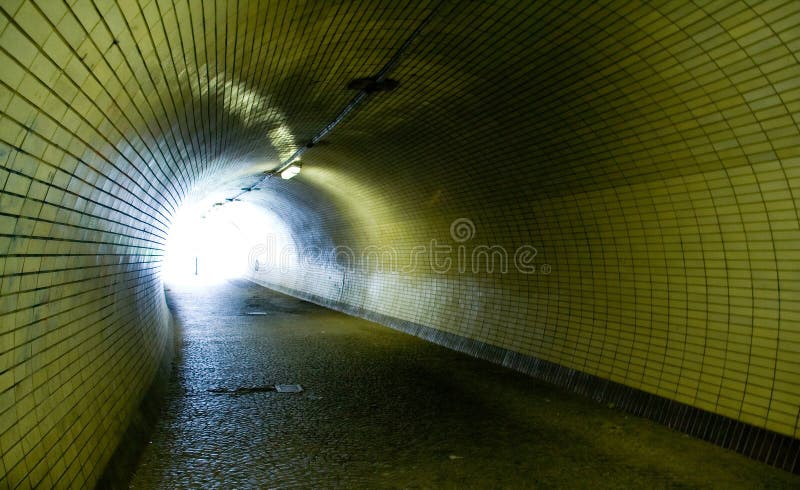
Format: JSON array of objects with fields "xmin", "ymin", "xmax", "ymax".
[{"xmin": 129, "ymin": 279, "xmax": 798, "ymax": 488}]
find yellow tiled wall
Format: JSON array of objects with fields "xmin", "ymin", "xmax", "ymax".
[
  {"xmin": 247, "ymin": 0, "xmax": 800, "ymax": 442},
  {"xmin": 1, "ymin": 0, "xmax": 798, "ymax": 485}
]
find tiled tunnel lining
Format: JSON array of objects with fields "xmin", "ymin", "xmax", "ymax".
[
  {"xmin": 0, "ymin": 0, "xmax": 799, "ymax": 486},
  {"xmin": 243, "ymin": 0, "xmax": 800, "ymax": 445},
  {"xmin": 95, "ymin": 308, "xmax": 175, "ymax": 489}
]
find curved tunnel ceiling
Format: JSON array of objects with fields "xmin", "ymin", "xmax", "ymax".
[{"xmin": 1, "ymin": 0, "xmax": 799, "ymax": 485}]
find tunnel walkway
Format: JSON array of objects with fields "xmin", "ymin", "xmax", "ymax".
[{"xmin": 128, "ymin": 280, "xmax": 796, "ymax": 488}]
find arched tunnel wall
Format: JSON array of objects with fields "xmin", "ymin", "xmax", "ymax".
[{"xmin": 1, "ymin": 0, "xmax": 799, "ymax": 485}]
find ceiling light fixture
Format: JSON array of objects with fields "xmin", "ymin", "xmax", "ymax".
[{"xmin": 280, "ymin": 162, "xmax": 302, "ymax": 180}]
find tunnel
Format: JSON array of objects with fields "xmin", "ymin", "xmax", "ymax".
[{"xmin": 1, "ymin": 0, "xmax": 799, "ymax": 486}]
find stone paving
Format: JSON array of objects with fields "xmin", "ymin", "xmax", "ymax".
[{"xmin": 130, "ymin": 280, "xmax": 799, "ymax": 488}]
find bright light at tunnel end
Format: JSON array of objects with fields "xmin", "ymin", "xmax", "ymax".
[{"xmin": 163, "ymin": 201, "xmax": 252, "ymax": 285}]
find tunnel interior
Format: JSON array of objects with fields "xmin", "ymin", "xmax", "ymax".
[{"xmin": 1, "ymin": 0, "xmax": 799, "ymax": 485}]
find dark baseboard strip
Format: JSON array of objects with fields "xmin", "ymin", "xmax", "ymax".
[
  {"xmin": 96, "ymin": 304, "xmax": 178, "ymax": 489},
  {"xmin": 251, "ymin": 278, "xmax": 799, "ymax": 475}
]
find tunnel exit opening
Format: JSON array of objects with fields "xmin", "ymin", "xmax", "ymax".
[{"xmin": 162, "ymin": 201, "xmax": 252, "ymax": 285}]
